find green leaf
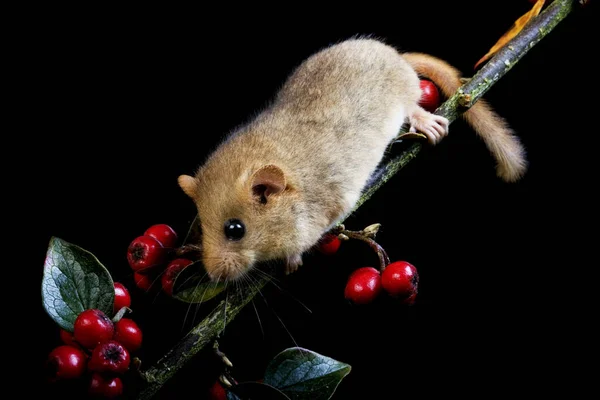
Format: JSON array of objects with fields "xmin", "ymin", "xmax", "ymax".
[
  {"xmin": 228, "ymin": 381, "xmax": 291, "ymax": 400},
  {"xmin": 41, "ymin": 237, "xmax": 115, "ymax": 331},
  {"xmin": 172, "ymin": 260, "xmax": 226, "ymax": 303},
  {"xmin": 264, "ymin": 347, "xmax": 351, "ymax": 400}
]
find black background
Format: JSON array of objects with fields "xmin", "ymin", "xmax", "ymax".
[{"xmin": 23, "ymin": 1, "xmax": 595, "ymax": 399}]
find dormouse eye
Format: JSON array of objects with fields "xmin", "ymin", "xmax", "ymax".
[{"xmin": 224, "ymin": 219, "xmax": 245, "ymax": 241}]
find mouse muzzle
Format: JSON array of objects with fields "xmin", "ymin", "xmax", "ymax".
[{"xmin": 202, "ymin": 249, "xmax": 254, "ymax": 282}]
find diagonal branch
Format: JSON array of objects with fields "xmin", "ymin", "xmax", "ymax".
[
  {"xmin": 135, "ymin": 1, "xmax": 578, "ymax": 398},
  {"xmin": 356, "ymin": 0, "xmax": 575, "ymax": 209}
]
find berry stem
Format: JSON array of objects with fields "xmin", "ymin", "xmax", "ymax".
[
  {"xmin": 337, "ymin": 228, "xmax": 390, "ymax": 272},
  {"xmin": 174, "ymin": 243, "xmax": 202, "ymax": 259},
  {"xmin": 112, "ymin": 306, "xmax": 131, "ymax": 323}
]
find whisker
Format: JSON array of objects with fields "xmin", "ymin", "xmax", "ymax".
[
  {"xmin": 251, "ymin": 268, "xmax": 313, "ymax": 315},
  {"xmin": 222, "ymin": 280, "xmax": 230, "ymax": 335},
  {"xmin": 175, "ymin": 266, "xmax": 206, "ymax": 291},
  {"xmin": 251, "ymin": 299, "xmax": 265, "ymax": 340},
  {"xmin": 238, "ymin": 273, "xmax": 267, "ymax": 339},
  {"xmin": 251, "ymin": 269, "xmax": 281, "ymax": 287},
  {"xmin": 256, "ymin": 285, "xmax": 301, "ymax": 350},
  {"xmin": 181, "ymin": 270, "xmax": 210, "ymax": 332},
  {"xmin": 149, "ymin": 267, "xmax": 170, "ymax": 304},
  {"xmin": 192, "ymin": 271, "xmax": 223, "ymax": 328}
]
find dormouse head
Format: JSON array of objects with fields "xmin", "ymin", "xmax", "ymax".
[{"xmin": 178, "ymin": 163, "xmax": 300, "ymax": 282}]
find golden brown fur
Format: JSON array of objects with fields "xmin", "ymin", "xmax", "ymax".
[
  {"xmin": 178, "ymin": 38, "xmax": 527, "ymax": 281},
  {"xmin": 401, "ymin": 52, "xmax": 527, "ymax": 181}
]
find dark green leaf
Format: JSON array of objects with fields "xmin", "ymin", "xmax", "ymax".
[
  {"xmin": 264, "ymin": 347, "xmax": 351, "ymax": 400},
  {"xmin": 172, "ymin": 260, "xmax": 226, "ymax": 303},
  {"xmin": 41, "ymin": 237, "xmax": 115, "ymax": 331},
  {"xmin": 228, "ymin": 381, "xmax": 290, "ymax": 400}
]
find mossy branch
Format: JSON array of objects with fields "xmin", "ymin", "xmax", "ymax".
[
  {"xmin": 355, "ymin": 0, "xmax": 575, "ymax": 208},
  {"xmin": 135, "ymin": 281, "xmax": 267, "ymax": 398},
  {"xmin": 135, "ymin": 1, "xmax": 578, "ymax": 398}
]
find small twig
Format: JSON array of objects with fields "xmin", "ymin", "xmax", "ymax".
[
  {"xmin": 337, "ymin": 226, "xmax": 391, "ymax": 272},
  {"xmin": 214, "ymin": 346, "xmax": 234, "ymax": 368}
]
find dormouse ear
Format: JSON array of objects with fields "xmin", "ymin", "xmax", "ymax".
[
  {"xmin": 251, "ymin": 164, "xmax": 286, "ymax": 204},
  {"xmin": 178, "ymin": 174, "xmax": 198, "ymax": 199}
]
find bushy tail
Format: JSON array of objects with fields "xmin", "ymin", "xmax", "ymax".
[{"xmin": 402, "ymin": 52, "xmax": 528, "ymax": 182}]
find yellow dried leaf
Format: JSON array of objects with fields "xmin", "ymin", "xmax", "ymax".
[{"xmin": 474, "ymin": 0, "xmax": 546, "ymax": 69}]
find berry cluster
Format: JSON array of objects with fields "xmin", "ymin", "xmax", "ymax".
[
  {"xmin": 126, "ymin": 223, "xmax": 193, "ymax": 296},
  {"xmin": 344, "ymin": 261, "xmax": 419, "ymax": 305},
  {"xmin": 318, "ymin": 225, "xmax": 420, "ymax": 306},
  {"xmin": 45, "ymin": 283, "xmax": 142, "ymax": 398}
]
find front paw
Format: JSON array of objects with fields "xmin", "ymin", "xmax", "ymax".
[{"xmin": 285, "ymin": 254, "xmax": 303, "ymax": 275}]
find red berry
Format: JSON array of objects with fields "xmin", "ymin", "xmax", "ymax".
[
  {"xmin": 74, "ymin": 309, "xmax": 115, "ymax": 349},
  {"xmin": 344, "ymin": 267, "xmax": 382, "ymax": 305},
  {"xmin": 88, "ymin": 340, "xmax": 131, "ymax": 375},
  {"xmin": 46, "ymin": 345, "xmax": 86, "ymax": 382},
  {"xmin": 381, "ymin": 261, "xmax": 419, "ymax": 300},
  {"xmin": 126, "ymin": 235, "xmax": 167, "ymax": 272},
  {"xmin": 418, "ymin": 79, "xmax": 441, "ymax": 113},
  {"xmin": 144, "ymin": 223, "xmax": 178, "ymax": 248},
  {"xmin": 113, "ymin": 282, "xmax": 131, "ymax": 314},
  {"xmin": 59, "ymin": 329, "xmax": 79, "ymax": 347},
  {"xmin": 208, "ymin": 380, "xmax": 227, "ymax": 400},
  {"xmin": 89, "ymin": 373, "xmax": 123, "ymax": 398},
  {"xmin": 161, "ymin": 258, "xmax": 193, "ymax": 296},
  {"xmin": 114, "ymin": 318, "xmax": 143, "ymax": 353},
  {"xmin": 318, "ymin": 234, "xmax": 341, "ymax": 255}
]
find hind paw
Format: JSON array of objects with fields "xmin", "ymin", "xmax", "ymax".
[{"xmin": 407, "ymin": 108, "xmax": 449, "ymax": 145}]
